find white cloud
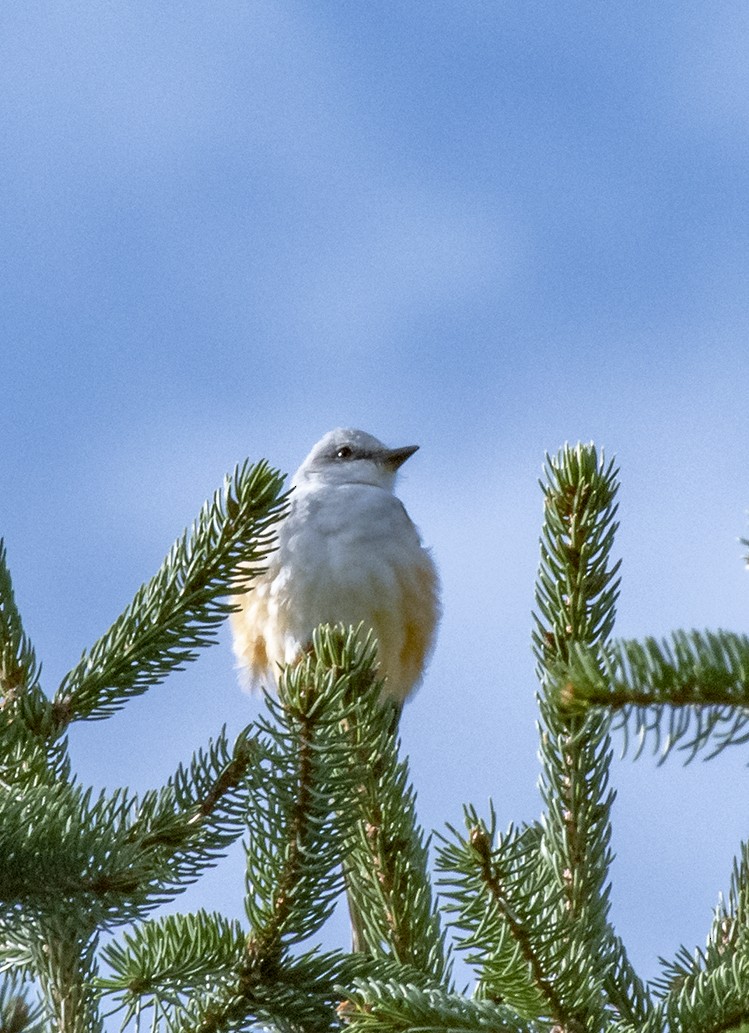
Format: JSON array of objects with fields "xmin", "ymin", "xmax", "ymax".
[{"xmin": 280, "ymin": 186, "xmax": 520, "ymax": 348}]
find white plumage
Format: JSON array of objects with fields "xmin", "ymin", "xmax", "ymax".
[{"xmin": 231, "ymin": 428, "xmax": 440, "ymax": 703}]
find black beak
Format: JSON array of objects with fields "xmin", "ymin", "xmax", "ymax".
[{"xmin": 382, "ymin": 444, "xmax": 419, "ymax": 470}]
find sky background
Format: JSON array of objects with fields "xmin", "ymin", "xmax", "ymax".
[{"xmin": 3, "ymin": 0, "xmax": 749, "ymax": 1000}]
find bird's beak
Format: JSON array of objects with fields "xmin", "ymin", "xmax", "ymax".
[{"xmin": 382, "ymin": 444, "xmax": 419, "ymax": 470}]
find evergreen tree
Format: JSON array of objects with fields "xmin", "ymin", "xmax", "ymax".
[{"xmin": 2, "ymin": 443, "xmax": 749, "ymax": 1032}]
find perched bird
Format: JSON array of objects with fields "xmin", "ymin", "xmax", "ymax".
[{"xmin": 231, "ymin": 427, "xmax": 440, "ymax": 706}]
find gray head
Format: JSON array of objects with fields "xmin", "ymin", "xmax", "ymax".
[{"xmin": 292, "ymin": 428, "xmax": 419, "ymax": 491}]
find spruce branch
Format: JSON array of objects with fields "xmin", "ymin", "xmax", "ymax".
[
  {"xmin": 597, "ymin": 930, "xmax": 650, "ymax": 1030},
  {"xmin": 650, "ymin": 942, "xmax": 706, "ymax": 1001},
  {"xmin": 97, "ymin": 911, "xmax": 246, "ymax": 1029},
  {"xmin": 340, "ymin": 978, "xmax": 539, "ymax": 1033},
  {"xmin": 554, "ymin": 631, "xmax": 749, "ymax": 763},
  {"xmin": 533, "ymin": 445, "xmax": 621, "ymax": 667},
  {"xmin": 642, "ymin": 953, "xmax": 749, "ymax": 1033},
  {"xmin": 0, "ymin": 705, "xmax": 70, "ymax": 789},
  {"xmin": 705, "ymin": 840, "xmax": 749, "ymax": 968},
  {"xmin": 53, "ymin": 460, "xmax": 287, "ymax": 730},
  {"xmin": 0, "ymin": 540, "xmax": 40, "ymax": 701},
  {"xmin": 437, "ymin": 811, "xmax": 564, "ymax": 1020},
  {"xmin": 0, "ymin": 540, "xmax": 67, "ymax": 784},
  {"xmin": 332, "ymin": 627, "xmax": 449, "ymax": 984},
  {"xmin": 33, "ymin": 920, "xmax": 102, "ymax": 1033},
  {"xmin": 646, "ymin": 841, "xmax": 749, "ymax": 1031},
  {"xmin": 118, "ymin": 726, "xmax": 258, "ymax": 885},
  {"xmin": 99, "ymin": 628, "xmax": 410, "ymax": 1033},
  {"xmin": 242, "ymin": 630, "xmax": 365, "ymax": 956},
  {"xmin": 167, "ymin": 949, "xmax": 367, "ymax": 1033},
  {"xmin": 156, "ymin": 628, "xmax": 377, "ymax": 1033},
  {"xmin": 102, "ymin": 627, "xmax": 452, "ymax": 1033},
  {"xmin": 101, "ymin": 927, "xmax": 445, "ymax": 1033},
  {"xmin": 0, "ymin": 975, "xmax": 45, "ymax": 1033},
  {"xmin": 0, "ymin": 931, "xmax": 35, "ymax": 979},
  {"xmin": 532, "ymin": 443, "xmax": 625, "ymax": 1027},
  {"xmin": 0, "ymin": 728, "xmax": 257, "ymax": 929}
]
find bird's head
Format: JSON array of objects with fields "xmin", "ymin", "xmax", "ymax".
[{"xmin": 292, "ymin": 428, "xmax": 419, "ymax": 491}]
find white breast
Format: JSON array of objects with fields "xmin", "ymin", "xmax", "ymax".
[{"xmin": 231, "ymin": 482, "xmax": 439, "ymax": 702}]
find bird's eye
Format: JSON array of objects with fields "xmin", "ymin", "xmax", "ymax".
[{"xmin": 336, "ymin": 446, "xmax": 353, "ymax": 459}]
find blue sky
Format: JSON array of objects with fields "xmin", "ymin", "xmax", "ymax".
[{"xmin": 3, "ymin": 0, "xmax": 749, "ymax": 992}]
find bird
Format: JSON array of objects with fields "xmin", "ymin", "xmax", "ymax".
[{"xmin": 230, "ymin": 427, "xmax": 440, "ymax": 707}]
